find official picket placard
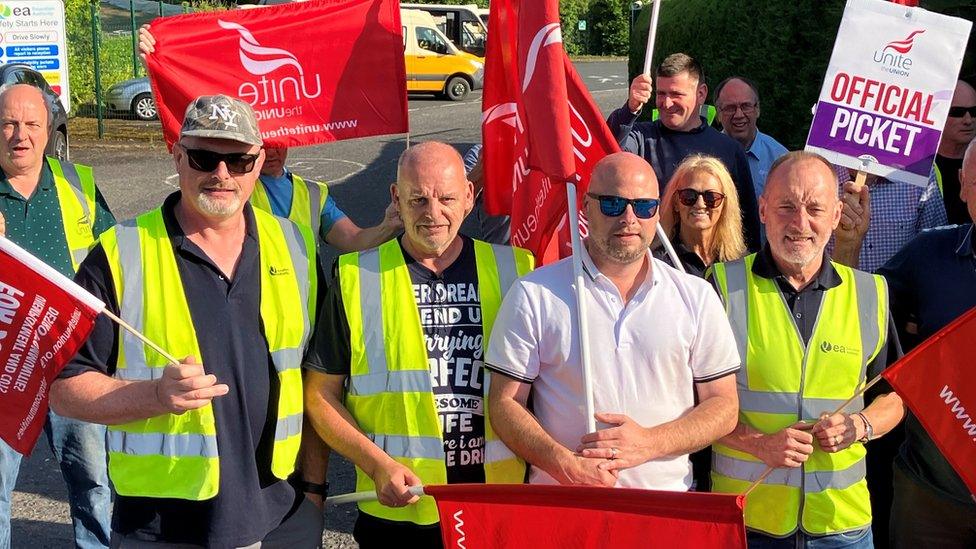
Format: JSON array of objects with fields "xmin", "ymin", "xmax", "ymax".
[
  {"xmin": 0, "ymin": 1, "xmax": 70, "ymax": 112},
  {"xmin": 805, "ymin": 0, "xmax": 971, "ymax": 187}
]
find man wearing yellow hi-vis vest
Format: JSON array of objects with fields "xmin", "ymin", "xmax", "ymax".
[
  {"xmin": 52, "ymin": 96, "xmax": 324, "ymax": 547},
  {"xmin": 304, "ymin": 142, "xmax": 533, "ymax": 549},
  {"xmin": 0, "ymin": 84, "xmax": 116, "ymax": 549},
  {"xmin": 709, "ymin": 152, "xmax": 905, "ymax": 549},
  {"xmin": 251, "ymin": 146, "xmax": 402, "ymax": 253}
]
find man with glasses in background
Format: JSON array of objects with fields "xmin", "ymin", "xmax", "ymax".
[
  {"xmin": 51, "ymin": 95, "xmax": 324, "ymax": 547},
  {"xmin": 486, "ymin": 151, "xmax": 741, "ymax": 491},
  {"xmin": 715, "ymin": 76, "xmax": 788, "ymax": 199},
  {"xmin": 935, "ymin": 80, "xmax": 976, "ymax": 225}
]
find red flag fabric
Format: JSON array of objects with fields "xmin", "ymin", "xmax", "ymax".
[
  {"xmin": 427, "ymin": 484, "xmax": 747, "ymax": 549},
  {"xmin": 0, "ymin": 237, "xmax": 103, "ymax": 455},
  {"xmin": 481, "ymin": 0, "xmax": 619, "ymax": 263},
  {"xmin": 146, "ymin": 0, "xmax": 408, "ymax": 149},
  {"xmin": 883, "ymin": 306, "xmax": 976, "ymax": 494}
]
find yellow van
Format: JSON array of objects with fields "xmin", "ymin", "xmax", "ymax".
[{"xmin": 401, "ymin": 9, "xmax": 484, "ymax": 101}]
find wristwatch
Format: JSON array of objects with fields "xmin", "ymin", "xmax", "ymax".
[
  {"xmin": 855, "ymin": 412, "xmax": 874, "ymax": 443},
  {"xmin": 296, "ymin": 479, "xmax": 329, "ymax": 496}
]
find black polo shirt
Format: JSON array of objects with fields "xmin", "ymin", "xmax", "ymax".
[
  {"xmin": 652, "ymin": 240, "xmax": 709, "ymax": 279},
  {"xmin": 878, "ymin": 223, "xmax": 976, "ymax": 507},
  {"xmin": 61, "ymin": 193, "xmax": 307, "ymax": 547},
  {"xmin": 724, "ymin": 246, "xmax": 901, "ymax": 378}
]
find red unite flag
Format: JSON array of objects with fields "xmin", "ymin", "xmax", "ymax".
[
  {"xmin": 0, "ymin": 238, "xmax": 103, "ymax": 455},
  {"xmin": 146, "ymin": 0, "xmax": 408, "ymax": 148},
  {"xmin": 883, "ymin": 306, "xmax": 976, "ymax": 494},
  {"xmin": 428, "ymin": 484, "xmax": 747, "ymax": 548},
  {"xmin": 481, "ymin": 0, "xmax": 620, "ymax": 263}
]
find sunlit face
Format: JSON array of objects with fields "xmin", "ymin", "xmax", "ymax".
[
  {"xmin": 960, "ymin": 149, "xmax": 976, "ymax": 223},
  {"xmin": 585, "ymin": 157, "xmax": 660, "ymax": 266},
  {"xmin": 655, "ymin": 71, "xmax": 707, "ymax": 132},
  {"xmin": 945, "ymin": 82, "xmax": 976, "ymax": 147},
  {"xmin": 760, "ymin": 159, "xmax": 842, "ymax": 270},
  {"xmin": 0, "ymin": 85, "xmax": 48, "ymax": 176},
  {"xmin": 675, "ymin": 171, "xmax": 724, "ymax": 234},
  {"xmin": 262, "ymin": 146, "xmax": 287, "ymax": 177},
  {"xmin": 393, "ymin": 156, "xmax": 473, "ymax": 257},
  {"xmin": 717, "ymin": 79, "xmax": 759, "ymax": 147},
  {"xmin": 174, "ymin": 136, "xmax": 264, "ymax": 221}
]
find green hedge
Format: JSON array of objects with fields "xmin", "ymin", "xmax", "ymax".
[{"xmin": 628, "ymin": 0, "xmax": 973, "ymax": 150}]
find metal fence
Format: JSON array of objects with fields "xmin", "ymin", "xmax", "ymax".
[{"xmin": 68, "ymin": 1, "xmax": 214, "ymax": 139}]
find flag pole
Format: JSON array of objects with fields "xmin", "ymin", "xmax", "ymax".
[
  {"xmin": 99, "ymin": 308, "xmax": 180, "ymax": 366},
  {"xmin": 326, "ymin": 485, "xmax": 426, "ymax": 505},
  {"xmin": 567, "ymin": 182, "xmax": 597, "ymax": 433},
  {"xmin": 742, "ymin": 371, "xmax": 887, "ymax": 495},
  {"xmin": 637, "ymin": 0, "xmax": 685, "ymax": 274},
  {"xmin": 641, "ymin": 0, "xmax": 662, "ymax": 76}
]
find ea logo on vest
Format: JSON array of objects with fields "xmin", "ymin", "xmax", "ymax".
[{"xmin": 819, "ymin": 340, "xmax": 860, "ymax": 356}]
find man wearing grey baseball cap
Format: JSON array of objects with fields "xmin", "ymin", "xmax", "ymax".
[{"xmin": 51, "ymin": 94, "xmax": 325, "ymax": 548}]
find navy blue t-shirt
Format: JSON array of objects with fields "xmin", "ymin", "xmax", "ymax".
[{"xmin": 61, "ymin": 193, "xmax": 305, "ymax": 547}]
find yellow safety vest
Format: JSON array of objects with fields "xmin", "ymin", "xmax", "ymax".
[
  {"xmin": 47, "ymin": 157, "xmax": 98, "ymax": 271},
  {"xmin": 934, "ymin": 163, "xmax": 943, "ymax": 197},
  {"xmin": 710, "ymin": 254, "xmax": 887, "ymax": 537},
  {"xmin": 251, "ymin": 173, "xmax": 329, "ymax": 239},
  {"xmin": 98, "ymin": 206, "xmax": 317, "ymax": 500},
  {"xmin": 338, "ymin": 238, "xmax": 533, "ymax": 525}
]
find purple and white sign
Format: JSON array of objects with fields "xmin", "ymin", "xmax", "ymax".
[{"xmin": 805, "ymin": 0, "xmax": 971, "ymax": 187}]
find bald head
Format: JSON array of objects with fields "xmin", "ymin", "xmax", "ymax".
[
  {"xmin": 589, "ymin": 152, "xmax": 659, "ymax": 197},
  {"xmin": 393, "ymin": 141, "xmax": 473, "ymax": 259},
  {"xmin": 961, "ymin": 140, "xmax": 976, "ymax": 223},
  {"xmin": 0, "ymin": 83, "xmax": 50, "ymax": 177}
]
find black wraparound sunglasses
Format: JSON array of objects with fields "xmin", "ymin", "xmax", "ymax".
[
  {"xmin": 184, "ymin": 147, "xmax": 260, "ymax": 174},
  {"xmin": 947, "ymin": 106, "xmax": 976, "ymax": 118}
]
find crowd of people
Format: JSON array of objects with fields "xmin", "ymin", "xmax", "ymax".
[{"xmin": 0, "ymin": 23, "xmax": 972, "ymax": 549}]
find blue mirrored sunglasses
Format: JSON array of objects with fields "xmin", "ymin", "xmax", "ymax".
[{"xmin": 586, "ymin": 193, "xmax": 660, "ymax": 219}]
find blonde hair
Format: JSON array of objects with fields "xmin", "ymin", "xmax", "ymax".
[{"xmin": 660, "ymin": 155, "xmax": 747, "ymax": 263}]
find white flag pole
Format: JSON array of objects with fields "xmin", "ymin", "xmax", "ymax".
[
  {"xmin": 567, "ymin": 183, "xmax": 597, "ymax": 433},
  {"xmin": 638, "ymin": 1, "xmax": 686, "ymax": 274},
  {"xmin": 326, "ymin": 485, "xmax": 426, "ymax": 505}
]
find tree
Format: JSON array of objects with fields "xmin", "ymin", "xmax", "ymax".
[{"xmin": 588, "ymin": 0, "xmax": 628, "ymax": 56}]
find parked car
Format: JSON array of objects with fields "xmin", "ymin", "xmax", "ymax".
[
  {"xmin": 0, "ymin": 63, "xmax": 69, "ymax": 160},
  {"xmin": 402, "ymin": 9, "xmax": 484, "ymax": 101},
  {"xmin": 105, "ymin": 77, "xmax": 157, "ymax": 121}
]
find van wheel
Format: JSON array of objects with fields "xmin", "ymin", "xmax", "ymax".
[{"xmin": 444, "ymin": 76, "xmax": 470, "ymax": 101}]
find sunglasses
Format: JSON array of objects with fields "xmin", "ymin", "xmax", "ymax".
[
  {"xmin": 677, "ymin": 189, "xmax": 726, "ymax": 209},
  {"xmin": 586, "ymin": 193, "xmax": 660, "ymax": 219},
  {"xmin": 948, "ymin": 106, "xmax": 976, "ymax": 118},
  {"xmin": 183, "ymin": 147, "xmax": 260, "ymax": 174}
]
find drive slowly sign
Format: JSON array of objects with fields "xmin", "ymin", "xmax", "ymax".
[
  {"xmin": 0, "ymin": 1, "xmax": 70, "ymax": 112},
  {"xmin": 805, "ymin": 0, "xmax": 971, "ymax": 187}
]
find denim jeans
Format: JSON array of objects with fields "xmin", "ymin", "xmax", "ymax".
[
  {"xmin": 748, "ymin": 527, "xmax": 874, "ymax": 549},
  {"xmin": 0, "ymin": 411, "xmax": 112, "ymax": 549}
]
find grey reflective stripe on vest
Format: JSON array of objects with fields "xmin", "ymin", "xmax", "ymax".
[
  {"xmin": 722, "ymin": 260, "xmax": 750, "ymax": 387},
  {"xmin": 302, "ymin": 177, "xmax": 322, "ymax": 239},
  {"xmin": 113, "ymin": 220, "xmax": 160, "ymax": 381},
  {"xmin": 485, "ymin": 438, "xmax": 517, "ymax": 462},
  {"xmin": 270, "ymin": 347, "xmax": 303, "ymax": 374},
  {"xmin": 357, "ymin": 248, "xmax": 388, "ymax": 377},
  {"xmin": 851, "ymin": 269, "xmax": 883, "ymax": 377},
  {"xmin": 349, "ymin": 369, "xmax": 431, "ymax": 396},
  {"xmin": 107, "ymin": 430, "xmax": 218, "ymax": 458},
  {"xmin": 713, "ymin": 454, "xmax": 865, "ymax": 492},
  {"xmin": 275, "ymin": 412, "xmax": 303, "ymax": 442},
  {"xmin": 489, "ymin": 243, "xmax": 519, "ymax": 295},
  {"xmin": 273, "ymin": 215, "xmax": 312, "ymax": 346},
  {"xmin": 739, "ymin": 390, "xmax": 853, "ymax": 417},
  {"xmin": 369, "ymin": 434, "xmax": 444, "ymax": 460}
]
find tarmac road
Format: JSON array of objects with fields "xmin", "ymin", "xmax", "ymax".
[{"xmin": 10, "ymin": 60, "xmax": 628, "ymax": 548}]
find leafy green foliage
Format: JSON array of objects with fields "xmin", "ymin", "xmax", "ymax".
[{"xmin": 588, "ymin": 0, "xmax": 629, "ymax": 56}]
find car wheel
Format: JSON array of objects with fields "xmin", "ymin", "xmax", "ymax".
[
  {"xmin": 132, "ymin": 93, "xmax": 157, "ymax": 121},
  {"xmin": 444, "ymin": 76, "xmax": 470, "ymax": 101},
  {"xmin": 51, "ymin": 129, "xmax": 68, "ymax": 161}
]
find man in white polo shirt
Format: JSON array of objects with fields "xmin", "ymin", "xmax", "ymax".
[{"xmin": 485, "ymin": 151, "xmax": 740, "ymax": 490}]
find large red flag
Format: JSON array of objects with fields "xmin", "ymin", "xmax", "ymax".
[
  {"xmin": 0, "ymin": 237, "xmax": 103, "ymax": 454},
  {"xmin": 883, "ymin": 306, "xmax": 976, "ymax": 494},
  {"xmin": 146, "ymin": 0, "xmax": 408, "ymax": 149},
  {"xmin": 481, "ymin": 0, "xmax": 619, "ymax": 263},
  {"xmin": 428, "ymin": 484, "xmax": 747, "ymax": 548}
]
